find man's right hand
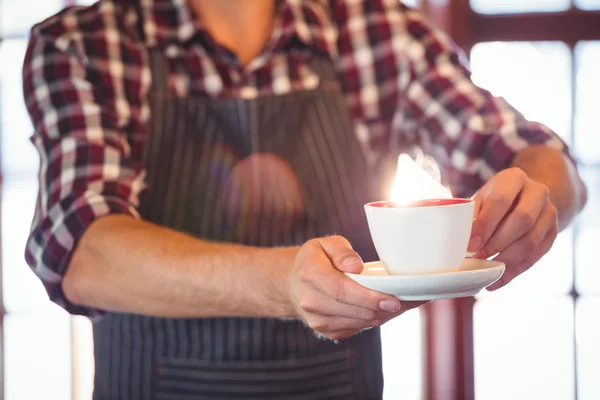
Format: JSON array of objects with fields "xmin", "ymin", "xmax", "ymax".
[{"xmin": 288, "ymin": 236, "xmax": 424, "ymax": 340}]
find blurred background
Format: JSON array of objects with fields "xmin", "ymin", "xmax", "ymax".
[{"xmin": 0, "ymin": 0, "xmax": 599, "ymax": 399}]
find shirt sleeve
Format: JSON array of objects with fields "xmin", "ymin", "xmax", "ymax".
[
  {"xmin": 396, "ymin": 7, "xmax": 573, "ymax": 198},
  {"xmin": 22, "ymin": 31, "xmax": 146, "ymax": 317}
]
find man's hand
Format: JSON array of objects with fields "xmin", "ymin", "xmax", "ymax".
[
  {"xmin": 469, "ymin": 168, "xmax": 558, "ymax": 291},
  {"xmin": 288, "ymin": 236, "xmax": 425, "ymax": 340}
]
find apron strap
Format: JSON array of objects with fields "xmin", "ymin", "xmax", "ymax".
[
  {"xmin": 148, "ymin": 49, "xmax": 170, "ymax": 93},
  {"xmin": 308, "ymin": 55, "xmax": 342, "ymax": 93}
]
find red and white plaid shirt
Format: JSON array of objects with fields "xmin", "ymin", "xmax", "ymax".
[{"xmin": 23, "ymin": 0, "xmax": 569, "ymax": 316}]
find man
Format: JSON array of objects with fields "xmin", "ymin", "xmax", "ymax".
[{"xmin": 23, "ymin": 0, "xmax": 586, "ymax": 398}]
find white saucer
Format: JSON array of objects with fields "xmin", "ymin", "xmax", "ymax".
[{"xmin": 345, "ymin": 259, "xmax": 505, "ymax": 301}]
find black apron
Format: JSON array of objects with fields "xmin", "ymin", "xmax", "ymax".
[{"xmin": 92, "ymin": 49, "xmax": 391, "ymax": 400}]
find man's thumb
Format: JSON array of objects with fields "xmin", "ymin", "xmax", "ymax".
[{"xmin": 318, "ymin": 235, "xmax": 364, "ymax": 274}]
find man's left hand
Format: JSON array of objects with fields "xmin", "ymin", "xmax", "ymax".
[{"xmin": 468, "ymin": 168, "xmax": 558, "ymax": 291}]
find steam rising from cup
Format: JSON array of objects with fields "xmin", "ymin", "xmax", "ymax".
[{"xmin": 389, "ymin": 151, "xmax": 453, "ymax": 206}]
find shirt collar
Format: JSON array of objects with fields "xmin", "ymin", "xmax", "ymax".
[{"xmin": 139, "ymin": 0, "xmax": 338, "ymax": 57}]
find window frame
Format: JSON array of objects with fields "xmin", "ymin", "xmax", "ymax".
[{"xmin": 0, "ymin": 0, "xmax": 80, "ymax": 397}]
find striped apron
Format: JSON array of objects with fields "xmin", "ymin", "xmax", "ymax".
[{"xmin": 92, "ymin": 50, "xmax": 390, "ymax": 400}]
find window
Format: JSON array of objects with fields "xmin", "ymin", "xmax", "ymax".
[
  {"xmin": 470, "ymin": 41, "xmax": 572, "ymax": 144},
  {"xmin": 421, "ymin": 1, "xmax": 600, "ymax": 399},
  {"xmin": 469, "ymin": 34, "xmax": 599, "ymax": 400},
  {"xmin": 3, "ymin": 1, "xmax": 597, "ymax": 399},
  {"xmin": 0, "ymin": 1, "xmax": 94, "ymax": 399}
]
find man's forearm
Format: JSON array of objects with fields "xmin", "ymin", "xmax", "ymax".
[
  {"xmin": 511, "ymin": 145, "xmax": 587, "ymax": 231},
  {"xmin": 63, "ymin": 215, "xmax": 297, "ymax": 319}
]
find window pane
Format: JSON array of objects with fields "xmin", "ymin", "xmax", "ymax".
[
  {"xmin": 575, "ymin": 0, "xmax": 600, "ymax": 10},
  {"xmin": 577, "ymin": 297, "xmax": 600, "ymax": 400},
  {"xmin": 470, "ymin": 0, "xmax": 569, "ymax": 14},
  {"xmin": 0, "ymin": 39, "xmax": 39, "ymax": 176},
  {"xmin": 381, "ymin": 309, "xmax": 422, "ymax": 400},
  {"xmin": 575, "ymin": 41, "xmax": 600, "ymax": 164},
  {"xmin": 575, "ymin": 167, "xmax": 600, "ymax": 295},
  {"xmin": 4, "ymin": 307, "xmax": 72, "ymax": 400},
  {"xmin": 470, "ymin": 42, "xmax": 572, "ymax": 145},
  {"xmin": 475, "ymin": 296, "xmax": 575, "ymax": 400},
  {"xmin": 2, "ymin": 177, "xmax": 49, "ymax": 312},
  {"xmin": 0, "ymin": 0, "xmax": 63, "ymax": 37}
]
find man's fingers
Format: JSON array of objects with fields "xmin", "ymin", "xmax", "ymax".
[
  {"xmin": 478, "ymin": 184, "xmax": 552, "ymax": 260},
  {"xmin": 471, "ymin": 190, "xmax": 484, "ymax": 219},
  {"xmin": 311, "ymin": 302, "xmax": 431, "ymax": 341},
  {"xmin": 488, "ymin": 228, "xmax": 556, "ymax": 291},
  {"xmin": 372, "ymin": 302, "xmax": 427, "ymax": 326},
  {"xmin": 469, "ymin": 169, "xmax": 527, "ymax": 253},
  {"xmin": 491, "ymin": 204, "xmax": 557, "ymax": 266},
  {"xmin": 318, "ymin": 301, "xmax": 431, "ymax": 340},
  {"xmin": 296, "ymin": 290, "xmax": 380, "ymax": 320},
  {"xmin": 298, "ymin": 253, "xmax": 401, "ymax": 312}
]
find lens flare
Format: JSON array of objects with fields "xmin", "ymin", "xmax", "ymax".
[{"xmin": 389, "ymin": 151, "xmax": 452, "ymax": 206}]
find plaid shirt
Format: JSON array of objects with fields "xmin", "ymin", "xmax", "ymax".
[{"xmin": 23, "ymin": 0, "xmax": 569, "ymax": 316}]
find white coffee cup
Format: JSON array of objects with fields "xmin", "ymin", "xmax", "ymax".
[{"xmin": 364, "ymin": 199, "xmax": 475, "ymax": 275}]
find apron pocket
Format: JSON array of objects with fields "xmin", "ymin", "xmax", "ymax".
[{"xmin": 155, "ymin": 350, "xmax": 357, "ymax": 400}]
